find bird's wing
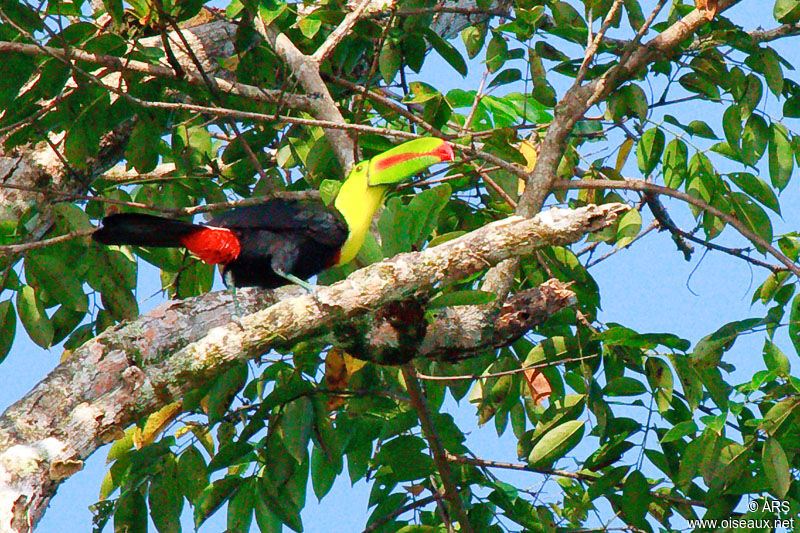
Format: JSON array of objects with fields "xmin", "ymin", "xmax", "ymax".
[{"xmin": 208, "ymin": 200, "xmax": 348, "ymax": 248}]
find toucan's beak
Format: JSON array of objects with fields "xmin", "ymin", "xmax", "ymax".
[
  {"xmin": 434, "ymin": 141, "xmax": 455, "ymax": 162},
  {"xmin": 366, "ymin": 137, "xmax": 455, "ymax": 186}
]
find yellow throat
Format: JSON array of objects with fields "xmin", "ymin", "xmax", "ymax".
[
  {"xmin": 333, "ymin": 162, "xmax": 387, "ymax": 265},
  {"xmin": 330, "ymin": 137, "xmax": 455, "ymax": 266}
]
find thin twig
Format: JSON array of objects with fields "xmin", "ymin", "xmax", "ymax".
[
  {"xmin": 0, "ymin": 40, "xmax": 313, "ymax": 109},
  {"xmin": 362, "ymin": 494, "xmax": 438, "ymax": 533},
  {"xmin": 477, "ymin": 168, "xmax": 517, "ymax": 209},
  {"xmin": 574, "ymin": 0, "xmax": 625, "ymax": 86},
  {"xmin": 585, "ymin": 221, "xmax": 657, "ymax": 268},
  {"xmin": 415, "ymin": 354, "xmax": 599, "ymax": 382},
  {"xmin": 401, "ymin": 365, "xmax": 474, "ymax": 533},
  {"xmin": 313, "ymin": 0, "xmax": 378, "ymax": 63},
  {"xmin": 676, "ymin": 227, "xmax": 785, "ymax": 272},
  {"xmin": 448, "ymin": 455, "xmax": 706, "ymax": 508},
  {"xmin": 324, "ymin": 74, "xmax": 445, "ymax": 137},
  {"xmin": 552, "ymin": 179, "xmax": 800, "ymax": 277},
  {"xmin": 0, "ymin": 228, "xmax": 95, "ymax": 255}
]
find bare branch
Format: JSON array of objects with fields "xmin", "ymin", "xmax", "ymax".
[
  {"xmin": 313, "ymin": 0, "xmax": 384, "ymax": 63},
  {"xmin": 254, "ymin": 15, "xmax": 356, "ymax": 169},
  {"xmin": 0, "ymin": 39, "xmax": 314, "ymax": 110},
  {"xmin": 402, "ymin": 366, "xmax": 473, "ymax": 532},
  {"xmin": 552, "ymin": 179, "xmax": 800, "ymax": 277}
]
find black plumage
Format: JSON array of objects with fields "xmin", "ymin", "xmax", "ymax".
[{"xmin": 93, "ymin": 199, "xmax": 348, "ymax": 289}]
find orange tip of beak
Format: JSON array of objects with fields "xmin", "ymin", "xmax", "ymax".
[{"xmin": 435, "ymin": 141, "xmax": 455, "ymax": 162}]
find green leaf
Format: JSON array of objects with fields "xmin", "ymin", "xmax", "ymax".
[
  {"xmin": 310, "ymin": 445, "xmax": 341, "ymax": 500},
  {"xmin": 678, "ymin": 72, "xmax": 720, "ymax": 100},
  {"xmin": 194, "ymin": 476, "xmax": 243, "ymax": 529},
  {"xmin": 485, "ymin": 33, "xmax": 507, "ymax": 73},
  {"xmin": 729, "ymin": 193, "xmax": 773, "ymax": 251},
  {"xmin": 149, "ymin": 457, "xmax": 183, "ymax": 533},
  {"xmin": 0, "ymin": 300, "xmax": 15, "ymax": 364},
  {"xmin": 645, "ymin": 357, "xmax": 673, "ymax": 413},
  {"xmin": 789, "ymin": 294, "xmax": 800, "ymax": 357},
  {"xmin": 25, "ymin": 251, "xmax": 88, "ymax": 312},
  {"xmin": 51, "ymin": 305, "xmax": 86, "ymax": 345},
  {"xmin": 102, "ymin": 0, "xmax": 124, "ymax": 24},
  {"xmin": 621, "ymin": 84, "xmax": 648, "ymax": 122},
  {"xmin": 722, "ymin": 104, "xmax": 741, "ymax": 154},
  {"xmin": 373, "ymin": 436, "xmax": 433, "ymax": 481},
  {"xmin": 598, "ymin": 326, "xmax": 690, "ymax": 351},
  {"xmin": 114, "ymin": 488, "xmax": 147, "ymax": 533},
  {"xmin": 0, "ymin": 53, "xmax": 36, "ymax": 109},
  {"xmin": 768, "ymin": 123, "xmax": 794, "ymax": 190},
  {"xmin": 739, "ymin": 74, "xmax": 763, "ymax": 119},
  {"xmin": 692, "ymin": 317, "xmax": 765, "ymax": 369},
  {"xmin": 687, "ymin": 120, "xmax": 718, "ymax": 139},
  {"xmin": 669, "ymin": 355, "xmax": 703, "ymax": 410},
  {"xmin": 125, "ymin": 118, "xmax": 160, "ymax": 174},
  {"xmin": 663, "ymin": 139, "xmax": 688, "ymax": 189},
  {"xmin": 254, "ymin": 496, "xmax": 282, "ymax": 533},
  {"xmin": 208, "ymin": 440, "xmax": 254, "ymax": 472},
  {"xmin": 487, "ymin": 68, "xmax": 522, "ymax": 89},
  {"xmin": 177, "ymin": 445, "xmax": 208, "ymax": 503},
  {"xmin": 64, "ymin": 92, "xmax": 109, "ymax": 169},
  {"xmin": 615, "ymin": 208, "xmax": 641, "ymax": 248},
  {"xmin": 527, "ymin": 420, "xmax": 584, "ymax": 467},
  {"xmin": 741, "ymin": 114, "xmax": 770, "ymax": 166},
  {"xmin": 424, "ymin": 28, "xmax": 467, "ymax": 76},
  {"xmin": 297, "ymin": 15, "xmax": 321, "ymax": 38},
  {"xmin": 775, "ymin": 0, "xmax": 800, "ymax": 23},
  {"xmin": 227, "ymin": 477, "xmax": 255, "ymax": 533},
  {"xmin": 636, "ymin": 128, "xmax": 665, "ymax": 175},
  {"xmin": 429, "ymin": 290, "xmax": 496, "ymax": 308},
  {"xmin": 461, "ymin": 23, "xmax": 487, "ymax": 59},
  {"xmin": 748, "ymin": 48, "xmax": 784, "ymax": 96},
  {"xmin": 407, "ymin": 184, "xmax": 452, "ymax": 250},
  {"xmin": 727, "ymin": 172, "xmax": 780, "ymax": 214},
  {"xmin": 660, "ymin": 420, "xmax": 698, "ymax": 443},
  {"xmin": 762, "ymin": 437, "xmax": 791, "ymax": 498},
  {"xmin": 259, "ymin": 474, "xmax": 304, "ymax": 532},
  {"xmin": 763, "ymin": 340, "xmax": 790, "ymax": 376},
  {"xmin": 379, "ymin": 39, "xmax": 401, "ymax": 84},
  {"xmin": 100, "ymin": 284, "xmax": 139, "ymax": 321},
  {"xmin": 620, "ymin": 471, "xmax": 650, "ymax": 526},
  {"xmin": 207, "ymin": 362, "xmax": 248, "ymax": 424},
  {"xmin": 604, "ymin": 376, "xmax": 646, "ymax": 396},
  {"xmin": 17, "ymin": 286, "xmax": 54, "ymax": 348},
  {"xmin": 623, "ymin": 0, "xmax": 644, "ymax": 29}
]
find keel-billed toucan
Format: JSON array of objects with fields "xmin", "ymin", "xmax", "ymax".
[{"xmin": 93, "ymin": 137, "xmax": 454, "ymax": 288}]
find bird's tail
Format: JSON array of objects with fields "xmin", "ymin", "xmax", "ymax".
[{"xmin": 93, "ymin": 213, "xmax": 202, "ymax": 247}]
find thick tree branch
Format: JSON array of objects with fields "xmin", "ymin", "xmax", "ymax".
[
  {"xmin": 254, "ymin": 15, "xmax": 358, "ymax": 169},
  {"xmin": 0, "ymin": 203, "xmax": 625, "ymax": 531},
  {"xmin": 518, "ymin": 0, "xmax": 741, "ymax": 216}
]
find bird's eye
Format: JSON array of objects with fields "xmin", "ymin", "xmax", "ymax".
[{"xmin": 357, "ymin": 164, "xmax": 364, "ymax": 171}]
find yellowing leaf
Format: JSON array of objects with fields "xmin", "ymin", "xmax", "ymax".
[
  {"xmin": 616, "ymin": 138, "xmax": 634, "ymax": 172},
  {"xmin": 139, "ymin": 401, "xmax": 183, "ymax": 447}
]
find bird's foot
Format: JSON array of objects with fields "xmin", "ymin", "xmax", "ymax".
[{"xmin": 276, "ymin": 271, "xmax": 317, "ymax": 293}]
